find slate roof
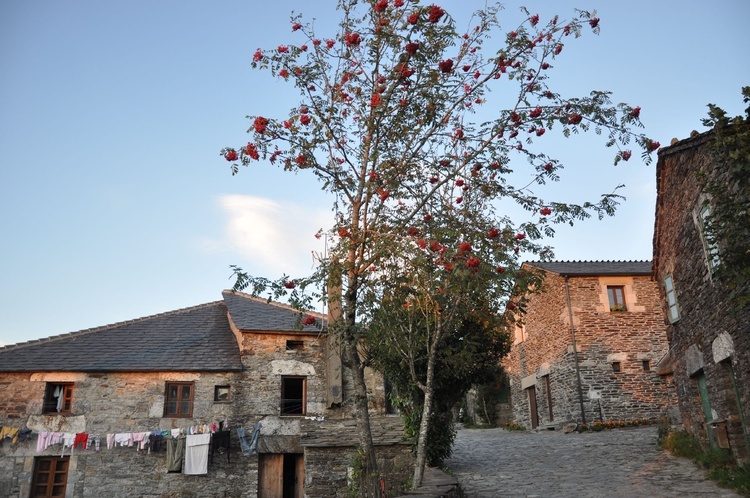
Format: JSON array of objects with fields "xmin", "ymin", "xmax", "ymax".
[
  {"xmin": 526, "ymin": 260, "xmax": 653, "ymax": 277},
  {"xmin": 222, "ymin": 290, "xmax": 326, "ymax": 333},
  {"xmin": 0, "ymin": 290, "xmax": 329, "ymax": 373},
  {"xmin": 0, "ymin": 300, "xmax": 245, "ymax": 373}
]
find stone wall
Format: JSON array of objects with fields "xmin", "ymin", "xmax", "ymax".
[
  {"xmin": 653, "ymin": 136, "xmax": 750, "ymax": 464},
  {"xmin": 304, "ymin": 445, "xmax": 412, "ymax": 497},
  {"xmin": 503, "ymin": 269, "xmax": 676, "ymax": 429},
  {"xmin": 0, "ymin": 329, "xmax": 411, "ymax": 496}
]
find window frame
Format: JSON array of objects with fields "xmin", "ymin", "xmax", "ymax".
[
  {"xmin": 642, "ymin": 360, "xmax": 651, "ymax": 372},
  {"xmin": 607, "ymin": 286, "xmax": 627, "ymax": 312},
  {"xmin": 164, "ymin": 381, "xmax": 195, "ymax": 418},
  {"xmin": 43, "ymin": 383, "xmax": 74, "ymax": 414},
  {"xmin": 612, "ymin": 361, "xmax": 622, "ymax": 373},
  {"xmin": 214, "ymin": 385, "xmax": 231, "ymax": 403},
  {"xmin": 32, "ymin": 456, "xmax": 69, "ymax": 498},
  {"xmin": 664, "ymin": 274, "xmax": 680, "ymax": 323},
  {"xmin": 280, "ymin": 376, "xmax": 307, "ymax": 416},
  {"xmin": 286, "ymin": 340, "xmax": 304, "ymax": 351},
  {"xmin": 696, "ymin": 199, "xmax": 721, "ymax": 272}
]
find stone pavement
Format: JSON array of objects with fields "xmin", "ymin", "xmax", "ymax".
[{"xmin": 444, "ymin": 426, "xmax": 741, "ymax": 497}]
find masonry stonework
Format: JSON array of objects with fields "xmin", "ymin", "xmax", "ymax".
[
  {"xmin": 503, "ymin": 262, "xmax": 676, "ymax": 429},
  {"xmin": 0, "ymin": 292, "xmax": 412, "ymax": 497},
  {"xmin": 653, "ymin": 132, "xmax": 750, "ymax": 464}
]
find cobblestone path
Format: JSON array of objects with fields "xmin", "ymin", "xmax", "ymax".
[{"xmin": 445, "ymin": 426, "xmax": 741, "ymax": 497}]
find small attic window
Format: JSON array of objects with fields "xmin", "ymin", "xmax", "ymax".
[
  {"xmin": 286, "ymin": 340, "xmax": 304, "ymax": 351},
  {"xmin": 214, "ymin": 385, "xmax": 231, "ymax": 403}
]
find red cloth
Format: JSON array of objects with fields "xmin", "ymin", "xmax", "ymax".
[{"xmin": 74, "ymin": 433, "xmax": 88, "ymax": 449}]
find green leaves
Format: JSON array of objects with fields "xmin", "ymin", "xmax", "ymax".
[{"xmin": 697, "ymin": 86, "xmax": 750, "ymax": 308}]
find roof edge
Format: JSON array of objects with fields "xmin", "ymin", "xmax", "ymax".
[{"xmin": 0, "ymin": 300, "xmax": 225, "ymax": 352}]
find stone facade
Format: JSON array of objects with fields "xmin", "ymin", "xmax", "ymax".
[
  {"xmin": 653, "ymin": 131, "xmax": 750, "ymax": 464},
  {"xmin": 502, "ymin": 262, "xmax": 676, "ymax": 429},
  {"xmin": 0, "ymin": 292, "xmax": 411, "ymax": 498}
]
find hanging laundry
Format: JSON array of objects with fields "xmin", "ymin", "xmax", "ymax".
[
  {"xmin": 53, "ymin": 385, "xmax": 63, "ymax": 412},
  {"xmin": 236, "ymin": 423, "xmax": 261, "ymax": 456},
  {"xmin": 166, "ymin": 435, "xmax": 186, "ymax": 473},
  {"xmin": 61, "ymin": 433, "xmax": 75, "ymax": 457},
  {"xmin": 184, "ymin": 433, "xmax": 211, "ymax": 475},
  {"xmin": 0, "ymin": 426, "xmax": 20, "ymax": 444},
  {"xmin": 73, "ymin": 433, "xmax": 88, "ymax": 450},
  {"xmin": 86, "ymin": 434, "xmax": 101, "ymax": 452},
  {"xmin": 114, "ymin": 433, "xmax": 132, "ymax": 447},
  {"xmin": 131, "ymin": 432, "xmax": 150, "ymax": 451}
]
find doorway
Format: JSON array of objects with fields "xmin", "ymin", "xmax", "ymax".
[
  {"xmin": 259, "ymin": 453, "xmax": 304, "ymax": 498},
  {"xmin": 527, "ymin": 386, "xmax": 539, "ymax": 429}
]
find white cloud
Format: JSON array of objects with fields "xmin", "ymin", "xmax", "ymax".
[{"xmin": 215, "ymin": 194, "xmax": 330, "ymax": 278}]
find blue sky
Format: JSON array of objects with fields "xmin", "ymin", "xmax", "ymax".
[{"xmin": 1, "ymin": 0, "xmax": 748, "ymax": 346}]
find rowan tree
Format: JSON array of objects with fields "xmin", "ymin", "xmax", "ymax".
[{"xmin": 223, "ymin": 1, "xmax": 657, "ymax": 494}]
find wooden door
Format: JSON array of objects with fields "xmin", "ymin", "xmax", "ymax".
[
  {"xmin": 259, "ymin": 454, "xmax": 304, "ymax": 498},
  {"xmin": 259, "ymin": 454, "xmax": 284, "ymax": 498},
  {"xmin": 527, "ymin": 386, "xmax": 539, "ymax": 429},
  {"xmin": 294, "ymin": 454, "xmax": 304, "ymax": 498}
]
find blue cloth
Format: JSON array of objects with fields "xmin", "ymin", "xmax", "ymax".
[{"xmin": 236, "ymin": 423, "xmax": 261, "ymax": 456}]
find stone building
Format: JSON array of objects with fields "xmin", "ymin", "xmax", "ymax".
[
  {"xmin": 502, "ymin": 261, "xmax": 676, "ymax": 429},
  {"xmin": 0, "ymin": 290, "xmax": 410, "ymax": 498},
  {"xmin": 652, "ymin": 130, "xmax": 750, "ymax": 464}
]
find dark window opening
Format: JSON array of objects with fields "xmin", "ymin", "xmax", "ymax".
[
  {"xmin": 286, "ymin": 340, "xmax": 304, "ymax": 351},
  {"xmin": 43, "ymin": 383, "xmax": 73, "ymax": 414},
  {"xmin": 544, "ymin": 375, "xmax": 553, "ymax": 422},
  {"xmin": 32, "ymin": 456, "xmax": 69, "ymax": 498},
  {"xmin": 642, "ymin": 360, "xmax": 651, "ymax": 371},
  {"xmin": 214, "ymin": 385, "xmax": 231, "ymax": 402},
  {"xmin": 164, "ymin": 382, "xmax": 194, "ymax": 417},
  {"xmin": 607, "ymin": 286, "xmax": 627, "ymax": 312},
  {"xmin": 612, "ymin": 362, "xmax": 622, "ymax": 373},
  {"xmin": 281, "ymin": 376, "xmax": 306, "ymax": 416}
]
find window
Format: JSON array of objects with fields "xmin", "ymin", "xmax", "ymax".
[
  {"xmin": 43, "ymin": 383, "xmax": 73, "ymax": 414},
  {"xmin": 612, "ymin": 362, "xmax": 622, "ymax": 373},
  {"xmin": 31, "ymin": 456, "xmax": 69, "ymax": 498},
  {"xmin": 281, "ymin": 376, "xmax": 306, "ymax": 416},
  {"xmin": 642, "ymin": 360, "xmax": 651, "ymax": 371},
  {"xmin": 214, "ymin": 385, "xmax": 231, "ymax": 403},
  {"xmin": 286, "ymin": 340, "xmax": 304, "ymax": 351},
  {"xmin": 607, "ymin": 286, "xmax": 627, "ymax": 312},
  {"xmin": 664, "ymin": 274, "xmax": 680, "ymax": 323},
  {"xmin": 698, "ymin": 202, "xmax": 721, "ymax": 271},
  {"xmin": 164, "ymin": 382, "xmax": 194, "ymax": 417}
]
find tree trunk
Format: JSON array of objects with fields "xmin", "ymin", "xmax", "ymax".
[
  {"xmin": 343, "ymin": 340, "xmax": 382, "ymax": 497},
  {"xmin": 412, "ymin": 320, "xmax": 442, "ymax": 488},
  {"xmin": 342, "ymin": 281, "xmax": 382, "ymax": 497}
]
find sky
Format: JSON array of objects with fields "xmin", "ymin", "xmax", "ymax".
[{"xmin": 1, "ymin": 0, "xmax": 748, "ymax": 347}]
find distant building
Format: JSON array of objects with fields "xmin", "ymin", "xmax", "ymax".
[
  {"xmin": 0, "ymin": 290, "xmax": 409, "ymax": 497},
  {"xmin": 653, "ymin": 130, "xmax": 750, "ymax": 464},
  {"xmin": 503, "ymin": 261, "xmax": 676, "ymax": 429}
]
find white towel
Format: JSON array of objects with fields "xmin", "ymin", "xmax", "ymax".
[{"xmin": 184, "ymin": 433, "xmax": 211, "ymax": 475}]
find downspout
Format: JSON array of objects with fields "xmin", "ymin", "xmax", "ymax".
[{"xmin": 565, "ymin": 276, "xmax": 587, "ymax": 424}]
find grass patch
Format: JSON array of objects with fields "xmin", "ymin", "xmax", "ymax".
[
  {"xmin": 708, "ymin": 465, "xmax": 750, "ymax": 496},
  {"xmin": 659, "ymin": 427, "xmax": 750, "ymax": 496}
]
